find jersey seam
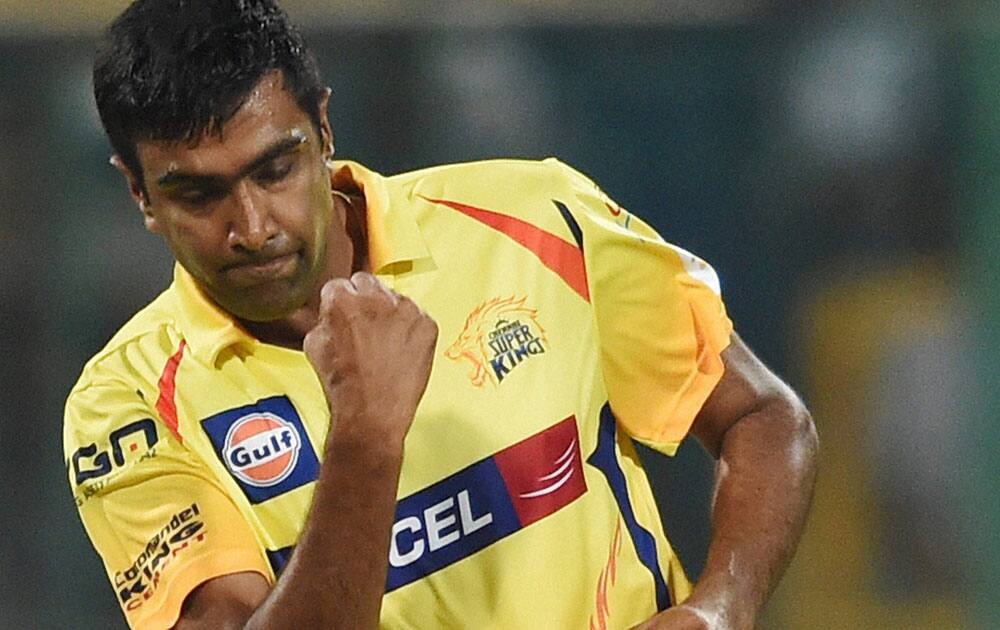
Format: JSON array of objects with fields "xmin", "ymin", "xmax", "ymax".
[{"xmin": 70, "ymin": 319, "xmax": 181, "ymax": 396}]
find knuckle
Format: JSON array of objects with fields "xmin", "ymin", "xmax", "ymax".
[
  {"xmin": 419, "ymin": 314, "xmax": 439, "ymax": 339},
  {"xmin": 302, "ymin": 332, "xmax": 320, "ymax": 356},
  {"xmin": 321, "ymin": 278, "xmax": 359, "ymax": 313},
  {"xmin": 320, "ymin": 280, "xmax": 341, "ymax": 305},
  {"xmin": 351, "ymin": 271, "xmax": 377, "ymax": 291},
  {"xmin": 419, "ymin": 307, "xmax": 436, "ymax": 326},
  {"xmin": 396, "ymin": 295, "xmax": 417, "ymax": 313}
]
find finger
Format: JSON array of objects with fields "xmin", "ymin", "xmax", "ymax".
[
  {"xmin": 321, "ymin": 277, "xmax": 357, "ymax": 305},
  {"xmin": 351, "ymin": 271, "xmax": 399, "ymax": 305},
  {"xmin": 350, "ymin": 270, "xmax": 378, "ymax": 289},
  {"xmin": 302, "ymin": 327, "xmax": 328, "ymax": 362}
]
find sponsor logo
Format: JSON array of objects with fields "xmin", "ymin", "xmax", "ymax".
[
  {"xmin": 70, "ymin": 418, "xmax": 159, "ymax": 503},
  {"xmin": 263, "ymin": 416, "xmax": 587, "ymax": 587},
  {"xmin": 264, "ymin": 417, "xmax": 588, "ymax": 588},
  {"xmin": 591, "ymin": 186, "xmax": 630, "ymax": 227},
  {"xmin": 569, "ymin": 187, "xmax": 633, "ymax": 233},
  {"xmin": 201, "ymin": 396, "xmax": 319, "ymax": 504},
  {"xmin": 445, "ymin": 296, "xmax": 547, "ymax": 387},
  {"xmin": 223, "ymin": 413, "xmax": 300, "ymax": 488},
  {"xmin": 115, "ymin": 503, "xmax": 206, "ymax": 612},
  {"xmin": 73, "ymin": 446, "xmax": 159, "ymax": 508},
  {"xmin": 386, "ymin": 415, "xmax": 585, "ymax": 591}
]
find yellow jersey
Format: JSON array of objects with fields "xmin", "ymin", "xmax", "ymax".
[{"xmin": 64, "ymin": 158, "xmax": 732, "ymax": 629}]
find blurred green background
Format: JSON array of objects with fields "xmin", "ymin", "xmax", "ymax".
[{"xmin": 1, "ymin": 1, "xmax": 996, "ymax": 628}]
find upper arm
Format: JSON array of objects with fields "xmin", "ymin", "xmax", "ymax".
[
  {"xmin": 690, "ymin": 332, "xmax": 811, "ymax": 459},
  {"xmin": 172, "ymin": 571, "xmax": 270, "ymax": 630},
  {"xmin": 66, "ymin": 381, "xmax": 272, "ymax": 629}
]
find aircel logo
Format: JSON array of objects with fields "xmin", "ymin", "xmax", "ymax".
[
  {"xmin": 223, "ymin": 413, "xmax": 300, "ymax": 487},
  {"xmin": 385, "ymin": 415, "xmax": 586, "ymax": 592},
  {"xmin": 262, "ymin": 416, "xmax": 587, "ymax": 587},
  {"xmin": 390, "ymin": 489, "xmax": 493, "ymax": 568}
]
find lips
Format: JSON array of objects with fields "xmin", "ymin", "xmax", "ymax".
[{"xmin": 223, "ymin": 250, "xmax": 302, "ymax": 286}]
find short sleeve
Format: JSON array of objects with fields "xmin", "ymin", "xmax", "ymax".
[
  {"xmin": 65, "ymin": 381, "xmax": 270, "ymax": 630},
  {"xmin": 551, "ymin": 159, "xmax": 734, "ymax": 455}
]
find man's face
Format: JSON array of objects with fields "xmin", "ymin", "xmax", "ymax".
[{"xmin": 127, "ymin": 73, "xmax": 339, "ymax": 322}]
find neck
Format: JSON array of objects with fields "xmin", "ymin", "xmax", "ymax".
[{"xmin": 240, "ymin": 308, "xmax": 320, "ymax": 350}]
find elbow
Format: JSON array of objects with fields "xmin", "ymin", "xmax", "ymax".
[
  {"xmin": 800, "ymin": 405, "xmax": 818, "ymax": 460},
  {"xmin": 776, "ymin": 392, "xmax": 818, "ymax": 481},
  {"xmin": 741, "ymin": 383, "xmax": 818, "ymax": 472}
]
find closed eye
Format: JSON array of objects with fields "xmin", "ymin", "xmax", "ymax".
[
  {"xmin": 253, "ymin": 154, "xmax": 298, "ymax": 186},
  {"xmin": 172, "ymin": 186, "xmax": 226, "ymax": 206}
]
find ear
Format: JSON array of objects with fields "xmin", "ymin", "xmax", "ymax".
[
  {"xmin": 317, "ymin": 88, "xmax": 335, "ymax": 160},
  {"xmin": 110, "ymin": 155, "xmax": 160, "ymax": 234}
]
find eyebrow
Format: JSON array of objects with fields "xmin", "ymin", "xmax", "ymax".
[{"xmin": 156, "ymin": 134, "xmax": 308, "ymax": 189}]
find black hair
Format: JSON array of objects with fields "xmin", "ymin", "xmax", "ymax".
[{"xmin": 93, "ymin": 0, "xmax": 326, "ymax": 189}]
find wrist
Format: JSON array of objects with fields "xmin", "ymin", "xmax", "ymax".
[
  {"xmin": 324, "ymin": 421, "xmax": 407, "ymax": 470},
  {"xmin": 682, "ymin": 573, "xmax": 758, "ymax": 630}
]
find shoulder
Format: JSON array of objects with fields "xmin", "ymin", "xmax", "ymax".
[
  {"xmin": 389, "ymin": 157, "xmax": 614, "ymax": 238},
  {"xmin": 69, "ymin": 289, "xmax": 182, "ymax": 394},
  {"xmin": 389, "ymin": 157, "xmax": 589, "ymax": 195},
  {"xmin": 64, "ymin": 288, "xmax": 184, "ymax": 448}
]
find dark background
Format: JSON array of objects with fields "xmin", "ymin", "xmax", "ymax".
[{"xmin": 1, "ymin": 1, "xmax": 997, "ymax": 628}]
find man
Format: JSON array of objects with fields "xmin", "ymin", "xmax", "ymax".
[{"xmin": 65, "ymin": 1, "xmax": 817, "ymax": 628}]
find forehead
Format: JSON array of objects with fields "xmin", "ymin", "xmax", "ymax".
[{"xmin": 136, "ymin": 73, "xmax": 314, "ymax": 179}]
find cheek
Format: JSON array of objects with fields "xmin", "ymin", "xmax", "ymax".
[
  {"xmin": 162, "ymin": 218, "xmax": 228, "ymax": 271},
  {"xmin": 291, "ymin": 172, "xmax": 335, "ymax": 247}
]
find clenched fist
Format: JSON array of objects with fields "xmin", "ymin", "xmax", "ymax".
[{"xmin": 304, "ymin": 272, "xmax": 438, "ymax": 450}]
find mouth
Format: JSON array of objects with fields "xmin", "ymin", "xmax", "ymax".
[{"xmin": 222, "ymin": 250, "xmax": 303, "ymax": 286}]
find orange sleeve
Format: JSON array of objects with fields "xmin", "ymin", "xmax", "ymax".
[
  {"xmin": 66, "ymin": 382, "xmax": 270, "ymax": 629},
  {"xmin": 552, "ymin": 159, "xmax": 733, "ymax": 454}
]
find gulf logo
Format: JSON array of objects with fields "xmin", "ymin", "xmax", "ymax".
[{"xmin": 222, "ymin": 412, "xmax": 301, "ymax": 488}]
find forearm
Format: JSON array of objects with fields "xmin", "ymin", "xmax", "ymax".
[
  {"xmin": 686, "ymin": 394, "xmax": 817, "ymax": 628},
  {"xmin": 173, "ymin": 276, "xmax": 435, "ymax": 630},
  {"xmin": 245, "ymin": 433, "xmax": 404, "ymax": 630}
]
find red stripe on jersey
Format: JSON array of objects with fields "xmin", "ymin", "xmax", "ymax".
[
  {"xmin": 155, "ymin": 340, "xmax": 187, "ymax": 443},
  {"xmin": 492, "ymin": 415, "xmax": 587, "ymax": 527},
  {"xmin": 423, "ymin": 197, "xmax": 591, "ymax": 302}
]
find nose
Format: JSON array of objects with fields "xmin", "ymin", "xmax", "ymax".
[{"xmin": 227, "ymin": 180, "xmax": 277, "ymax": 252}]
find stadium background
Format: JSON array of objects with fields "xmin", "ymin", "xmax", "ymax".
[{"xmin": 0, "ymin": 1, "xmax": 996, "ymax": 628}]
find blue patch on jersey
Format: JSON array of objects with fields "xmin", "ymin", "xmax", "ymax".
[
  {"xmin": 553, "ymin": 199, "xmax": 584, "ymax": 249},
  {"xmin": 386, "ymin": 457, "xmax": 522, "ymax": 592},
  {"xmin": 267, "ymin": 546, "xmax": 294, "ymax": 574},
  {"xmin": 201, "ymin": 396, "xmax": 320, "ymax": 504},
  {"xmin": 265, "ymin": 459, "xmax": 522, "ymax": 591},
  {"xmin": 588, "ymin": 403, "xmax": 672, "ymax": 611},
  {"xmin": 260, "ymin": 415, "xmax": 585, "ymax": 592}
]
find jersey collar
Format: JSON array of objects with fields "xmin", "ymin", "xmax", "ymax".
[
  {"xmin": 170, "ymin": 160, "xmax": 430, "ymax": 364},
  {"xmin": 331, "ymin": 160, "xmax": 430, "ymax": 273},
  {"xmin": 171, "ymin": 265, "xmax": 255, "ymax": 365}
]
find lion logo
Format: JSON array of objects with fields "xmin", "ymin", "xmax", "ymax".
[{"xmin": 445, "ymin": 296, "xmax": 548, "ymax": 387}]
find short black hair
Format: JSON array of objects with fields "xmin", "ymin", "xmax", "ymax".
[{"xmin": 94, "ymin": 0, "xmax": 326, "ymax": 188}]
